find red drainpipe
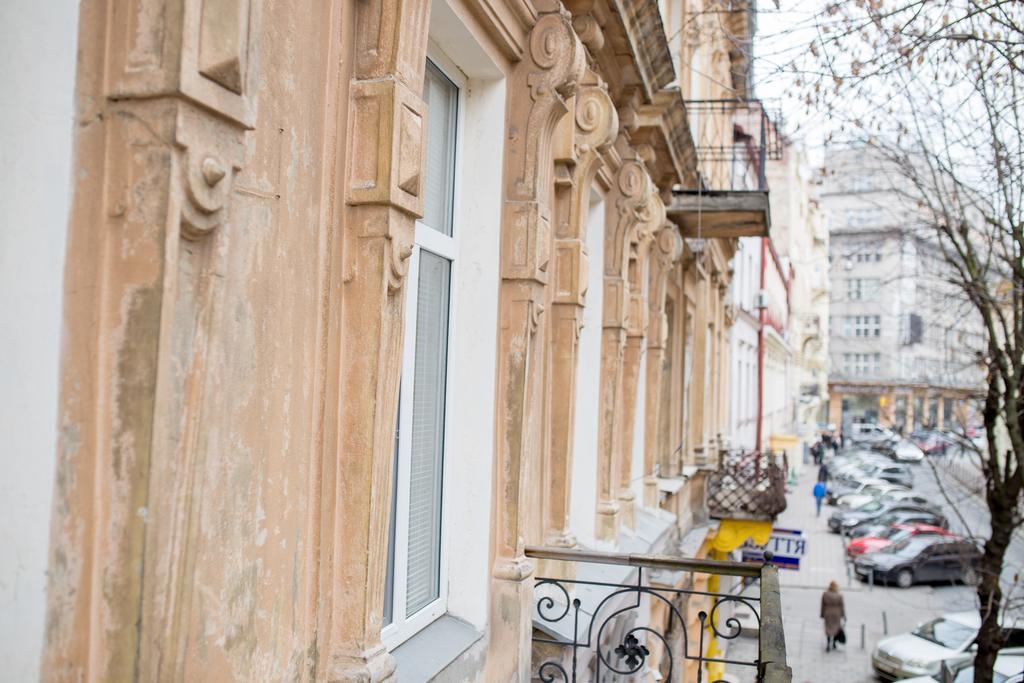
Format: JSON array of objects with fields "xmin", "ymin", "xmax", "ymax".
[{"xmin": 756, "ymin": 236, "xmax": 767, "ymax": 454}]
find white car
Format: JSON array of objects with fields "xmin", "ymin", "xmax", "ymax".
[
  {"xmin": 893, "ymin": 439, "xmax": 926, "ymax": 462},
  {"xmin": 873, "ymin": 612, "xmax": 1024, "ymax": 680},
  {"xmin": 849, "ymin": 422, "xmax": 899, "ymax": 446},
  {"xmin": 900, "ymin": 646, "xmax": 1024, "ymax": 682},
  {"xmin": 837, "ymin": 482, "xmax": 908, "ymax": 509}
]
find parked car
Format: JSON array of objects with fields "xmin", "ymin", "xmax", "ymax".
[
  {"xmin": 849, "ymin": 422, "xmax": 899, "ymax": 446},
  {"xmin": 900, "ymin": 645, "xmax": 1024, "ymax": 682},
  {"xmin": 829, "ymin": 501, "xmax": 944, "ymax": 534},
  {"xmin": 873, "ymin": 611, "xmax": 1024, "ymax": 680},
  {"xmin": 828, "ymin": 477, "xmax": 898, "ymax": 505},
  {"xmin": 837, "ymin": 483, "xmax": 917, "ymax": 510},
  {"xmin": 891, "ymin": 439, "xmax": 926, "ymax": 462},
  {"xmin": 854, "ymin": 536, "xmax": 981, "ymax": 588},
  {"xmin": 862, "ymin": 462, "xmax": 914, "ymax": 488},
  {"xmin": 848, "ymin": 510, "xmax": 950, "ymax": 538},
  {"xmin": 912, "ymin": 430, "xmax": 955, "ymax": 456},
  {"xmin": 846, "ymin": 523, "xmax": 953, "ymax": 557}
]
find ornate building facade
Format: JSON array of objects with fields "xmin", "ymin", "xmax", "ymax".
[{"xmin": 1, "ymin": 0, "xmax": 789, "ymax": 680}]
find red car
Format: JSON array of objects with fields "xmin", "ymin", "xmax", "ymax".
[{"xmin": 846, "ymin": 523, "xmax": 954, "ymax": 557}]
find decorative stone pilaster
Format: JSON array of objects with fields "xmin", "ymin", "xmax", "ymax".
[
  {"xmin": 487, "ymin": 9, "xmax": 585, "ymax": 681},
  {"xmin": 327, "ymin": 1, "xmax": 431, "ymax": 680},
  {"xmin": 544, "ymin": 71, "xmax": 617, "ymax": 551},
  {"xmin": 617, "ymin": 193, "xmax": 663, "ymax": 528},
  {"xmin": 595, "ymin": 146, "xmax": 654, "ymax": 542},
  {"xmin": 642, "ymin": 225, "xmax": 684, "ymax": 508},
  {"xmin": 689, "ymin": 258, "xmax": 712, "ymax": 466},
  {"xmin": 43, "ymin": 1, "xmax": 258, "ymax": 679}
]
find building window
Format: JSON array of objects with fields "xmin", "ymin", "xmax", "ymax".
[
  {"xmin": 843, "ymin": 352, "xmax": 881, "ymax": 377},
  {"xmin": 847, "ymin": 278, "xmax": 878, "ymax": 301},
  {"xmin": 384, "ymin": 58, "xmax": 460, "ymax": 648},
  {"xmin": 842, "ymin": 315, "xmax": 880, "ymax": 338}
]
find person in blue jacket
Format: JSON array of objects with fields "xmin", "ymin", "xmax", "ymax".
[{"xmin": 813, "ymin": 480, "xmax": 827, "ymax": 517}]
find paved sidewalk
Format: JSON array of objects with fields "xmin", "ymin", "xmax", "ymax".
[{"xmin": 728, "ymin": 457, "xmax": 976, "ymax": 682}]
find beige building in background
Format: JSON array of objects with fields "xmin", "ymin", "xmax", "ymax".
[
  {"xmin": 767, "ymin": 141, "xmax": 830, "ymax": 463},
  {"xmin": 1, "ymin": 0, "xmax": 792, "ymax": 680}
]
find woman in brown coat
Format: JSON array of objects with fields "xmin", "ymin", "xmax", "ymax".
[{"xmin": 821, "ymin": 581, "xmax": 846, "ymax": 651}]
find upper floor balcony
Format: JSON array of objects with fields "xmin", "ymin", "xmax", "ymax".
[
  {"xmin": 668, "ymin": 99, "xmax": 781, "ymax": 240},
  {"xmin": 706, "ymin": 449, "xmax": 788, "ymax": 520},
  {"xmin": 525, "ymin": 545, "xmax": 791, "ymax": 682}
]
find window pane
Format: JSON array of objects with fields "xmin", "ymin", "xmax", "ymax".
[
  {"xmin": 405, "ymin": 250, "xmax": 450, "ymax": 615},
  {"xmin": 422, "ymin": 62, "xmax": 457, "ymax": 236}
]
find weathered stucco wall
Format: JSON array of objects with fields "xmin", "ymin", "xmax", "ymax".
[{"xmin": 0, "ymin": 2, "xmax": 79, "ymax": 679}]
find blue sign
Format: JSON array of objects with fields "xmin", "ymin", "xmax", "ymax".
[{"xmin": 740, "ymin": 528, "xmax": 805, "ymax": 570}]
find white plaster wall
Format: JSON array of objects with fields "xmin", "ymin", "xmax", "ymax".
[
  {"xmin": 729, "ymin": 238, "xmax": 760, "ymax": 451},
  {"xmin": 0, "ymin": 3, "xmax": 79, "ymax": 679},
  {"xmin": 570, "ymin": 190, "xmax": 605, "ymax": 547},
  {"xmin": 432, "ymin": 2, "xmax": 505, "ymax": 631}
]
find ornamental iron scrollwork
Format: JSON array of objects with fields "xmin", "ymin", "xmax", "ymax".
[
  {"xmin": 706, "ymin": 449, "xmax": 788, "ymax": 520},
  {"xmin": 530, "ymin": 556, "xmax": 770, "ymax": 682}
]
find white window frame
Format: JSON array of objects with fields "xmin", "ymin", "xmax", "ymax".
[{"xmin": 382, "ymin": 47, "xmax": 465, "ymax": 651}]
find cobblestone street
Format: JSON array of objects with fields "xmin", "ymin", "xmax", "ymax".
[{"xmin": 727, "ymin": 450, "xmax": 1009, "ymax": 682}]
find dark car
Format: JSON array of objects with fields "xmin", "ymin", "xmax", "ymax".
[
  {"xmin": 854, "ymin": 536, "xmax": 982, "ymax": 588},
  {"xmin": 829, "ymin": 501, "xmax": 944, "ymax": 534},
  {"xmin": 846, "ymin": 510, "xmax": 950, "ymax": 538}
]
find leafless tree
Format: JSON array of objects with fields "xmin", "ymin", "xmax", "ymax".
[{"xmin": 766, "ymin": 2, "xmax": 1024, "ymax": 680}]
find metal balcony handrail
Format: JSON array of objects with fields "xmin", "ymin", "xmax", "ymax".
[
  {"xmin": 524, "ymin": 545, "xmax": 762, "ymax": 577},
  {"xmin": 523, "ymin": 546, "xmax": 792, "ymax": 682},
  {"xmin": 682, "ymin": 98, "xmax": 782, "ymax": 193}
]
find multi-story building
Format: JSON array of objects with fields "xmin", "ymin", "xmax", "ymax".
[
  {"xmin": 822, "ymin": 148, "xmax": 983, "ymax": 434},
  {"xmin": 768, "ymin": 142, "xmax": 830, "ymax": 459},
  {"xmin": 2, "ymin": 0, "xmax": 793, "ymax": 681},
  {"xmin": 728, "ymin": 139, "xmax": 828, "ymax": 473}
]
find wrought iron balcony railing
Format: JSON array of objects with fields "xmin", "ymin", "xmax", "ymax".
[
  {"xmin": 684, "ymin": 99, "xmax": 781, "ymax": 193},
  {"xmin": 666, "ymin": 100, "xmax": 780, "ymax": 239},
  {"xmin": 525, "ymin": 546, "xmax": 791, "ymax": 682},
  {"xmin": 706, "ymin": 450, "xmax": 788, "ymax": 520}
]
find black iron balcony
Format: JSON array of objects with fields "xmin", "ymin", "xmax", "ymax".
[
  {"xmin": 706, "ymin": 450, "xmax": 788, "ymax": 520},
  {"xmin": 525, "ymin": 546, "xmax": 791, "ymax": 682},
  {"xmin": 667, "ymin": 99, "xmax": 781, "ymax": 239}
]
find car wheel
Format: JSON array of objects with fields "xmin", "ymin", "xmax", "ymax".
[
  {"xmin": 896, "ymin": 569, "xmax": 914, "ymax": 588},
  {"xmin": 963, "ymin": 567, "xmax": 980, "ymax": 586}
]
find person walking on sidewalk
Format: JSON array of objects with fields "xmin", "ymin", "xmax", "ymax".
[
  {"xmin": 813, "ymin": 480, "xmax": 827, "ymax": 517},
  {"xmin": 821, "ymin": 581, "xmax": 846, "ymax": 651}
]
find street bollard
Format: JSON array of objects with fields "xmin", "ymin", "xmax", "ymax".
[
  {"xmin": 882, "ymin": 611, "xmax": 888, "ymax": 635},
  {"xmin": 861, "ymin": 623, "xmax": 865, "ymax": 650}
]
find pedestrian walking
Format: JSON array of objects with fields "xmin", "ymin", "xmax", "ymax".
[
  {"xmin": 822, "ymin": 431, "xmax": 834, "ymax": 454},
  {"xmin": 811, "ymin": 440, "xmax": 823, "ymax": 465},
  {"xmin": 820, "ymin": 581, "xmax": 846, "ymax": 651},
  {"xmin": 817, "ymin": 461, "xmax": 829, "ymax": 483},
  {"xmin": 813, "ymin": 480, "xmax": 826, "ymax": 517}
]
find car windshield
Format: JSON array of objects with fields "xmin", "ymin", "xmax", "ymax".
[
  {"xmin": 859, "ymin": 500, "xmax": 883, "ymax": 512},
  {"xmin": 886, "ymin": 528, "xmax": 912, "ymax": 542},
  {"xmin": 912, "ymin": 618, "xmax": 977, "ymax": 650}
]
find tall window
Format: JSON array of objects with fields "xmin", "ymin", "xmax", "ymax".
[{"xmin": 383, "ymin": 58, "xmax": 460, "ymax": 648}]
